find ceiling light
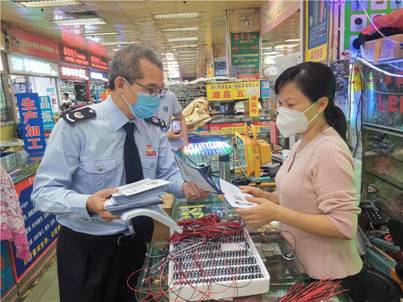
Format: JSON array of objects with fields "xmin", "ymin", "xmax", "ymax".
[
  {"xmin": 84, "ymin": 32, "xmax": 118, "ymax": 37},
  {"xmin": 162, "ymin": 27, "xmax": 199, "ymax": 32},
  {"xmin": 14, "ymin": 0, "xmax": 81, "ymax": 7},
  {"xmin": 153, "ymin": 12, "xmax": 200, "ymax": 20},
  {"xmin": 174, "ymin": 44, "xmax": 198, "ymax": 49},
  {"xmin": 274, "ymin": 44, "xmax": 299, "ymax": 49},
  {"xmin": 263, "ymin": 51, "xmax": 281, "ymax": 55},
  {"xmin": 285, "ymin": 39, "xmax": 301, "ymax": 42},
  {"xmin": 113, "ymin": 48, "xmax": 120, "ymax": 51},
  {"xmin": 54, "ymin": 17, "xmax": 106, "ymax": 26},
  {"xmin": 101, "ymin": 41, "xmax": 136, "ymax": 46},
  {"xmin": 168, "ymin": 37, "xmax": 198, "ymax": 42}
]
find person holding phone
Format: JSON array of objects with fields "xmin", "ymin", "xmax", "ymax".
[{"xmin": 156, "ymin": 90, "xmax": 189, "ymax": 150}]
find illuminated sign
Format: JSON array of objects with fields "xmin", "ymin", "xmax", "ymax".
[
  {"xmin": 61, "ymin": 46, "xmax": 89, "ymax": 66},
  {"xmin": 90, "ymin": 71, "xmax": 108, "ymax": 82},
  {"xmin": 60, "ymin": 65, "xmax": 88, "ymax": 80},
  {"xmin": 90, "ymin": 55, "xmax": 108, "ymax": 71},
  {"xmin": 8, "ymin": 54, "xmax": 59, "ymax": 77}
]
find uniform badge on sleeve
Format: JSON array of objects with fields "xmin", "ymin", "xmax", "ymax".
[{"xmin": 62, "ymin": 107, "xmax": 96, "ymax": 125}]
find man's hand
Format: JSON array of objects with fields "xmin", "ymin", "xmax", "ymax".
[
  {"xmin": 166, "ymin": 130, "xmax": 182, "ymax": 140},
  {"xmin": 86, "ymin": 188, "xmax": 119, "ymax": 221},
  {"xmin": 182, "ymin": 182, "xmax": 209, "ymax": 201}
]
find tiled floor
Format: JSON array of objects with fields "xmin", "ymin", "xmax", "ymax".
[{"xmin": 22, "ymin": 259, "xmax": 59, "ymax": 302}]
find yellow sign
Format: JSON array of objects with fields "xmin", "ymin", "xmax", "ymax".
[
  {"xmin": 206, "ymin": 81, "xmax": 260, "ymax": 101},
  {"xmin": 248, "ymin": 96, "xmax": 260, "ymax": 117},
  {"xmin": 304, "ymin": 0, "xmax": 329, "ymax": 62}
]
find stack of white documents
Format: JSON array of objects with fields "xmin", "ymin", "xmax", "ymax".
[{"xmin": 104, "ymin": 179, "xmax": 170, "ymax": 214}]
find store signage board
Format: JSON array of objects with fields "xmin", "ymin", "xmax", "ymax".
[
  {"xmin": 39, "ymin": 96, "xmax": 55, "ymax": 131},
  {"xmin": 304, "ymin": 0, "xmax": 329, "ymax": 62},
  {"xmin": 13, "ymin": 175, "xmax": 59, "ymax": 280},
  {"xmin": 261, "ymin": 0, "xmax": 300, "ymax": 34},
  {"xmin": 209, "ymin": 120, "xmax": 271, "ymax": 135},
  {"xmin": 206, "ymin": 81, "xmax": 260, "ymax": 101},
  {"xmin": 8, "ymin": 26, "xmax": 60, "ymax": 61},
  {"xmin": 248, "ymin": 95, "xmax": 260, "ymax": 117},
  {"xmin": 8, "ymin": 54, "xmax": 59, "ymax": 77},
  {"xmin": 61, "ymin": 46, "xmax": 89, "ymax": 67},
  {"xmin": 230, "ymin": 32, "xmax": 260, "ymax": 79},
  {"xmin": 90, "ymin": 55, "xmax": 108, "ymax": 71},
  {"xmin": 90, "ymin": 70, "xmax": 108, "ymax": 82},
  {"xmin": 260, "ymin": 80, "xmax": 270, "ymax": 98},
  {"xmin": 16, "ymin": 93, "xmax": 47, "ymax": 156},
  {"xmin": 60, "ymin": 65, "xmax": 89, "ymax": 80}
]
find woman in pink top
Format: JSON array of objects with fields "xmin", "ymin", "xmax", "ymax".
[{"xmin": 237, "ymin": 62, "xmax": 367, "ymax": 302}]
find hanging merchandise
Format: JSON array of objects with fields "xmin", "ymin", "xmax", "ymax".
[{"xmin": 341, "ymin": 0, "xmax": 400, "ymax": 58}]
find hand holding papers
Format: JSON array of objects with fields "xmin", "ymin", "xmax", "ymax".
[
  {"xmin": 104, "ymin": 179, "xmax": 170, "ymax": 214},
  {"xmin": 174, "ymin": 154, "xmax": 222, "ymax": 194},
  {"xmin": 219, "ymin": 179, "xmax": 256, "ymax": 208}
]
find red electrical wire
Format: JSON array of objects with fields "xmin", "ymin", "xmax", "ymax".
[{"xmin": 279, "ymin": 280, "xmax": 347, "ymax": 302}]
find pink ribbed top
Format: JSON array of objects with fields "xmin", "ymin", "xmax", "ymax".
[{"xmin": 275, "ymin": 127, "xmax": 363, "ymax": 279}]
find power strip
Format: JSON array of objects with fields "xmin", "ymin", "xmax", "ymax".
[{"xmin": 168, "ymin": 230, "xmax": 270, "ymax": 301}]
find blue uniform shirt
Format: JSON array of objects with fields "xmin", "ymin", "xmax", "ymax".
[{"xmin": 32, "ymin": 95, "xmax": 184, "ymax": 236}]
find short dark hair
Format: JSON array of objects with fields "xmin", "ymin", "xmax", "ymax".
[
  {"xmin": 108, "ymin": 44, "xmax": 163, "ymax": 89},
  {"xmin": 274, "ymin": 62, "xmax": 348, "ymax": 141},
  {"xmin": 62, "ymin": 93, "xmax": 69, "ymax": 97}
]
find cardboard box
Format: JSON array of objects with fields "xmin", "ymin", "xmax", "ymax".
[{"xmin": 362, "ymin": 34, "xmax": 403, "ymax": 63}]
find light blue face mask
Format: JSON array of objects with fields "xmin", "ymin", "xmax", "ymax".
[{"xmin": 121, "ymin": 79, "xmax": 161, "ymax": 119}]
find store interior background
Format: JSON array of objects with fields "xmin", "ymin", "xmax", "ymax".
[{"xmin": 0, "ymin": 0, "xmax": 402, "ymax": 302}]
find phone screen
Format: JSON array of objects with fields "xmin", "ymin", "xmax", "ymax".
[{"xmin": 171, "ymin": 119, "xmax": 181, "ymax": 133}]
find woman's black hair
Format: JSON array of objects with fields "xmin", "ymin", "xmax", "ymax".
[{"xmin": 274, "ymin": 62, "xmax": 348, "ymax": 141}]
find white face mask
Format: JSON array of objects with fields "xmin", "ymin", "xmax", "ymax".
[{"xmin": 276, "ymin": 102, "xmax": 320, "ymax": 138}]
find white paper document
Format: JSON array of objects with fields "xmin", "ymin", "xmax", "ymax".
[
  {"xmin": 174, "ymin": 154, "xmax": 222, "ymax": 194},
  {"xmin": 219, "ymin": 179, "xmax": 256, "ymax": 208},
  {"xmin": 104, "ymin": 178, "xmax": 170, "ymax": 213}
]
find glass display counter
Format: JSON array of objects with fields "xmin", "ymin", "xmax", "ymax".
[{"xmin": 136, "ymin": 196, "xmax": 352, "ymax": 302}]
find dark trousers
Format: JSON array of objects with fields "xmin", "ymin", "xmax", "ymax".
[
  {"xmin": 309, "ymin": 267, "xmax": 368, "ymax": 302},
  {"xmin": 57, "ymin": 226, "xmax": 146, "ymax": 302}
]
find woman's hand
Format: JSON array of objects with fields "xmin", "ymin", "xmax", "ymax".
[
  {"xmin": 236, "ymin": 196, "xmax": 281, "ymax": 228},
  {"xmin": 240, "ymin": 186, "xmax": 279, "ymax": 204}
]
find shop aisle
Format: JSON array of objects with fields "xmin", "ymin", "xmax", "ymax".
[{"xmin": 22, "ymin": 259, "xmax": 59, "ymax": 302}]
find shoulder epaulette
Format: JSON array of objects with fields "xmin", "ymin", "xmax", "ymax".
[
  {"xmin": 62, "ymin": 107, "xmax": 96, "ymax": 125},
  {"xmin": 145, "ymin": 116, "xmax": 167, "ymax": 129}
]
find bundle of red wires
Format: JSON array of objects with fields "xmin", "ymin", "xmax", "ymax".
[
  {"xmin": 279, "ymin": 280, "xmax": 347, "ymax": 302},
  {"xmin": 169, "ymin": 213, "xmax": 244, "ymax": 244}
]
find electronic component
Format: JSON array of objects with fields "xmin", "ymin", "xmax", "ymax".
[
  {"xmin": 168, "ymin": 230, "xmax": 270, "ymax": 301},
  {"xmin": 360, "ymin": 200, "xmax": 389, "ymax": 227}
]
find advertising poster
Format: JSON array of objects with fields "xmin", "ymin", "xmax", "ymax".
[
  {"xmin": 16, "ymin": 93, "xmax": 47, "ymax": 156},
  {"xmin": 304, "ymin": 0, "xmax": 329, "ymax": 62},
  {"xmin": 39, "ymin": 96, "xmax": 55, "ymax": 131}
]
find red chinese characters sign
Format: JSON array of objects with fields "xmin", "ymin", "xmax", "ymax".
[
  {"xmin": 16, "ymin": 93, "xmax": 47, "ymax": 155},
  {"xmin": 90, "ymin": 55, "xmax": 108, "ymax": 71},
  {"xmin": 206, "ymin": 81, "xmax": 260, "ymax": 101},
  {"xmin": 61, "ymin": 46, "xmax": 89, "ymax": 67},
  {"xmin": 8, "ymin": 26, "xmax": 60, "ymax": 61}
]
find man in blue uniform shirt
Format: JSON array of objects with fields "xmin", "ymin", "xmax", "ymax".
[{"xmin": 32, "ymin": 44, "xmax": 207, "ymax": 302}]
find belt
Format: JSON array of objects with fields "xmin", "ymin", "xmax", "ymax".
[{"xmin": 60, "ymin": 226, "xmax": 136, "ymax": 246}]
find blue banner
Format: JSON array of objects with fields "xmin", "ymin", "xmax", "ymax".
[
  {"xmin": 13, "ymin": 176, "xmax": 59, "ymax": 279},
  {"xmin": 16, "ymin": 93, "xmax": 47, "ymax": 156},
  {"xmin": 260, "ymin": 80, "xmax": 270, "ymax": 98},
  {"xmin": 39, "ymin": 96, "xmax": 55, "ymax": 131}
]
